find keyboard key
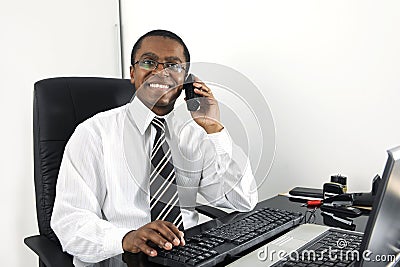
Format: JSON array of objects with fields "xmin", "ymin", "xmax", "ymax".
[
  {"xmin": 197, "ymin": 255, "xmax": 206, "ymax": 261},
  {"xmin": 172, "ymin": 255, "xmax": 179, "ymax": 261},
  {"xmin": 178, "ymin": 256, "xmax": 188, "ymax": 263},
  {"xmin": 282, "ymin": 262, "xmax": 296, "ymax": 266},
  {"xmin": 187, "ymin": 258, "xmax": 200, "ymax": 265}
]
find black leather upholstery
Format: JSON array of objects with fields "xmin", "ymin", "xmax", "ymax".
[
  {"xmin": 33, "ymin": 77, "xmax": 133, "ymax": 245},
  {"xmin": 26, "ymin": 77, "xmax": 133, "ymax": 266},
  {"xmin": 25, "ymin": 76, "xmax": 227, "ymax": 267}
]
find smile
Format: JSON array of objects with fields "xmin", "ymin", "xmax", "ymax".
[{"xmin": 148, "ymin": 83, "xmax": 170, "ymax": 89}]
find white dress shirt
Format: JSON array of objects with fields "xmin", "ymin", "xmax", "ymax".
[{"xmin": 51, "ymin": 96, "xmax": 258, "ymax": 266}]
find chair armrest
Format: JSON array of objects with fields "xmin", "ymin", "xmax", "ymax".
[
  {"xmin": 195, "ymin": 205, "xmax": 229, "ymax": 219},
  {"xmin": 24, "ymin": 235, "xmax": 73, "ymax": 267}
]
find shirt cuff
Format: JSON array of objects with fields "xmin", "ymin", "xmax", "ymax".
[
  {"xmin": 207, "ymin": 128, "xmax": 232, "ymax": 156},
  {"xmin": 103, "ymin": 227, "xmax": 132, "ymax": 256}
]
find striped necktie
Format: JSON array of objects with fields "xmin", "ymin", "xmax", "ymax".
[{"xmin": 149, "ymin": 117, "xmax": 184, "ymax": 230}]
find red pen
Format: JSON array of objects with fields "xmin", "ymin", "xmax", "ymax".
[{"xmin": 306, "ymin": 200, "xmax": 323, "ymax": 207}]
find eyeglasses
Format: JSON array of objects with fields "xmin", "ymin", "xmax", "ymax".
[{"xmin": 133, "ymin": 59, "xmax": 186, "ymax": 73}]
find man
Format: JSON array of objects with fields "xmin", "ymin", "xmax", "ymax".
[{"xmin": 51, "ymin": 30, "xmax": 258, "ymax": 266}]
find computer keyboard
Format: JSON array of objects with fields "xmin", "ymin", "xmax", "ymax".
[
  {"xmin": 272, "ymin": 229, "xmax": 363, "ymax": 267},
  {"xmin": 148, "ymin": 207, "xmax": 303, "ymax": 267}
]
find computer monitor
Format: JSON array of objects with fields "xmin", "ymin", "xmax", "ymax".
[{"xmin": 358, "ymin": 146, "xmax": 400, "ymax": 266}]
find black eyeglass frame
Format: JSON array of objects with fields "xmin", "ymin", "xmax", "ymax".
[{"xmin": 133, "ymin": 59, "xmax": 186, "ymax": 73}]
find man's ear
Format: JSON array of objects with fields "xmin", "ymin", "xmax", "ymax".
[{"xmin": 130, "ymin": 66, "xmax": 135, "ymax": 85}]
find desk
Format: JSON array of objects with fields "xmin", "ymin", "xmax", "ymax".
[{"xmin": 90, "ymin": 195, "xmax": 370, "ymax": 267}]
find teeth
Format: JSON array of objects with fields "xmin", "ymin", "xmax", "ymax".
[{"xmin": 149, "ymin": 83, "xmax": 169, "ymax": 89}]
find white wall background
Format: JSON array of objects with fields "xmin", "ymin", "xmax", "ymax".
[
  {"xmin": 121, "ymin": 0, "xmax": 400, "ymax": 200},
  {"xmin": 1, "ymin": 1, "xmax": 120, "ymax": 266},
  {"xmin": 2, "ymin": 0, "xmax": 400, "ymax": 266}
]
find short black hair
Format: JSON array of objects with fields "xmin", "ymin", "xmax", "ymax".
[{"xmin": 130, "ymin": 30, "xmax": 190, "ymax": 66}]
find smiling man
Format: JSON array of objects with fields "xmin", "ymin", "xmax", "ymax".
[
  {"xmin": 132, "ymin": 37, "xmax": 185, "ymax": 115},
  {"xmin": 51, "ymin": 30, "xmax": 258, "ymax": 266}
]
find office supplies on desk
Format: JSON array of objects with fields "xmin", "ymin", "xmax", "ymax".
[
  {"xmin": 320, "ymin": 204, "xmax": 362, "ymax": 218},
  {"xmin": 322, "ymin": 174, "xmax": 347, "ymax": 198},
  {"xmin": 279, "ymin": 192, "xmax": 323, "ymax": 203},
  {"xmin": 304, "ymin": 200, "xmax": 323, "ymax": 207},
  {"xmin": 320, "ymin": 194, "xmax": 363, "ymax": 218},
  {"xmin": 321, "ymin": 211, "xmax": 356, "ymax": 231},
  {"xmin": 148, "ymin": 207, "xmax": 303, "ymax": 267},
  {"xmin": 323, "ymin": 182, "xmax": 346, "ymax": 199},
  {"xmin": 331, "ymin": 174, "xmax": 348, "ymax": 192},
  {"xmin": 229, "ymin": 146, "xmax": 400, "ymax": 267},
  {"xmin": 289, "ymin": 187, "xmax": 324, "ymax": 198},
  {"xmin": 323, "ymin": 193, "xmax": 354, "ymax": 206}
]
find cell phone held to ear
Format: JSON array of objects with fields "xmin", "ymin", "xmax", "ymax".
[{"xmin": 183, "ymin": 73, "xmax": 202, "ymax": 111}]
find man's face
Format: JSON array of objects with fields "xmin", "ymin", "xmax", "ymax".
[{"xmin": 130, "ymin": 36, "xmax": 186, "ymax": 115}]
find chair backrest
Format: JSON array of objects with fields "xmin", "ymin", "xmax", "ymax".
[{"xmin": 33, "ymin": 77, "xmax": 134, "ymax": 244}]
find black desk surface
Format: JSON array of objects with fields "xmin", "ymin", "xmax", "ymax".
[{"xmin": 91, "ymin": 195, "xmax": 370, "ymax": 267}]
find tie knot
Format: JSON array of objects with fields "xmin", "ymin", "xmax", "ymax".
[{"xmin": 151, "ymin": 117, "xmax": 166, "ymax": 132}]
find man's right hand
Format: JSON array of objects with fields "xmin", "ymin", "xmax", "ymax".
[{"xmin": 122, "ymin": 220, "xmax": 185, "ymax": 257}]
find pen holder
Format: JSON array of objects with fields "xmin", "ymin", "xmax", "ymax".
[{"xmin": 331, "ymin": 174, "xmax": 347, "ymax": 192}]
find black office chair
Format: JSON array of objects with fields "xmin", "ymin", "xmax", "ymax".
[{"xmin": 24, "ymin": 77, "xmax": 228, "ymax": 267}]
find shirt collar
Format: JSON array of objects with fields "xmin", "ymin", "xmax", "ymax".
[{"xmin": 128, "ymin": 95, "xmax": 174, "ymax": 135}]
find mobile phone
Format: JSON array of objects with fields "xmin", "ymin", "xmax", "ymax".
[{"xmin": 183, "ymin": 73, "xmax": 201, "ymax": 111}]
